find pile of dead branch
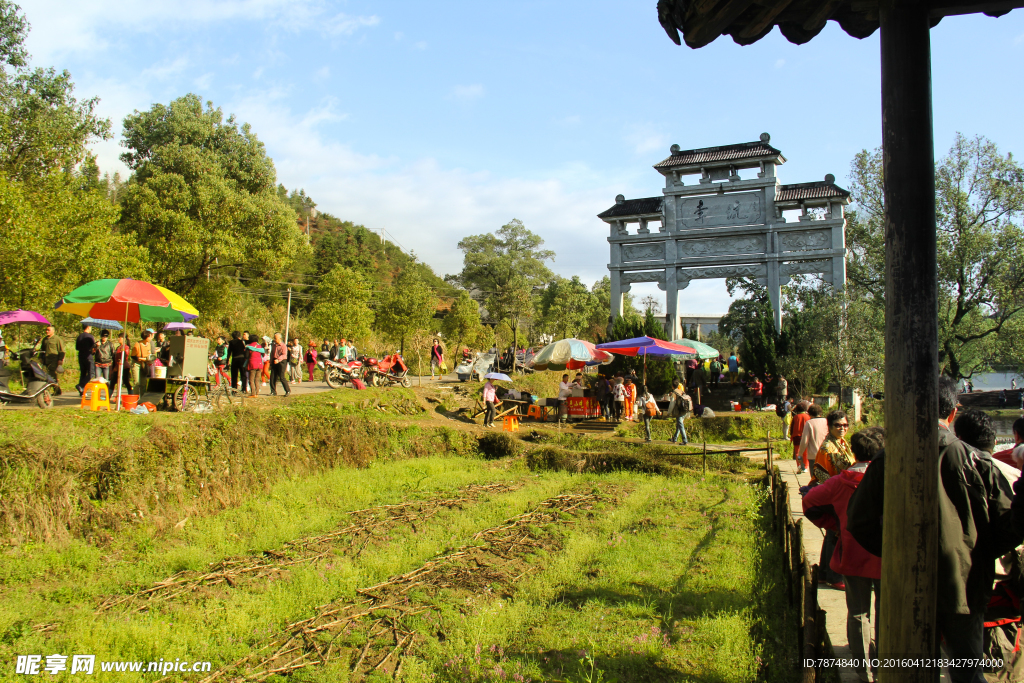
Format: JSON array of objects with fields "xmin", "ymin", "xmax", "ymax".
[
  {"xmin": 97, "ymin": 481, "xmax": 523, "ymax": 613},
  {"xmin": 199, "ymin": 489, "xmax": 611, "ymax": 682}
]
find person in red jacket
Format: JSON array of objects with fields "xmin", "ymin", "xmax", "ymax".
[
  {"xmin": 803, "ymin": 426, "xmax": 886, "ymax": 683},
  {"xmin": 789, "ymin": 401, "xmax": 811, "ymax": 473}
]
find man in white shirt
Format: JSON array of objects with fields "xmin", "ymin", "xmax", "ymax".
[{"xmin": 558, "ymin": 373, "xmax": 572, "ymax": 422}]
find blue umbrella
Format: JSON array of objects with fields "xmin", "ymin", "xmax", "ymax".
[
  {"xmin": 81, "ymin": 317, "xmax": 124, "ymax": 330},
  {"xmin": 484, "ymin": 372, "xmax": 511, "ymax": 381}
]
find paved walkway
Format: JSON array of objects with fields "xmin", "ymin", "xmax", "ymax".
[
  {"xmin": 774, "ymin": 456, "xmax": 958, "ymax": 683},
  {"xmin": 775, "ymin": 455, "xmax": 861, "ymax": 683}
]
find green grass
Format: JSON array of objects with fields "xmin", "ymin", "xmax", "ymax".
[
  {"xmin": 0, "ymin": 469, "xmax": 796, "ymax": 683},
  {"xmin": 409, "ymin": 474, "xmax": 797, "ymax": 683},
  {"xmin": 0, "ymin": 458, "xmax": 568, "ymax": 678},
  {"xmin": 0, "ymin": 385, "xmax": 798, "ymax": 682}
]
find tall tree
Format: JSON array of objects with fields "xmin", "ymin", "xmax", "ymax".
[
  {"xmin": 0, "ymin": 1, "xmax": 143, "ymax": 321},
  {"xmin": 539, "ymin": 275, "xmax": 597, "ymax": 340},
  {"xmin": 452, "ymin": 218, "xmax": 554, "ymax": 294},
  {"xmin": 848, "ymin": 135, "xmax": 1024, "ymax": 379},
  {"xmin": 485, "ymin": 274, "xmax": 533, "ymax": 358},
  {"xmin": 441, "ymin": 290, "xmax": 481, "ymax": 357},
  {"xmin": 118, "ymin": 94, "xmax": 308, "ymax": 310},
  {"xmin": 453, "ymin": 219, "xmax": 554, "ymax": 355},
  {"xmin": 376, "ymin": 267, "xmax": 436, "ymax": 355},
  {"xmin": 306, "ymin": 266, "xmax": 374, "ymax": 342}
]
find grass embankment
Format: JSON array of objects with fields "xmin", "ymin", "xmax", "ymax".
[{"xmin": 0, "ymin": 387, "xmax": 469, "ymax": 545}]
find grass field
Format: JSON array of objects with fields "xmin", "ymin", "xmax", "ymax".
[{"xmin": 0, "ymin": 383, "xmax": 798, "ymax": 682}]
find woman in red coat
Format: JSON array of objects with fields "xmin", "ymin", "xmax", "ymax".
[{"xmin": 803, "ymin": 427, "xmax": 886, "ymax": 683}]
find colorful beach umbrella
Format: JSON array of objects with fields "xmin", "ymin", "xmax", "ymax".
[
  {"xmin": 530, "ymin": 338, "xmax": 613, "ymax": 371},
  {"xmin": 55, "ymin": 279, "xmax": 199, "ymax": 323},
  {"xmin": 595, "ymin": 336, "xmax": 696, "ymax": 357},
  {"xmin": 0, "ymin": 309, "xmax": 51, "ymax": 326},
  {"xmin": 596, "ymin": 336, "xmax": 696, "ymax": 384},
  {"xmin": 670, "ymin": 338, "xmax": 719, "ymax": 360},
  {"xmin": 55, "ymin": 278, "xmax": 199, "ymax": 411},
  {"xmin": 163, "ymin": 322, "xmax": 196, "ymax": 332}
]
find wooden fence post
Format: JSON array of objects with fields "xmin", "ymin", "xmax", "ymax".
[
  {"xmin": 802, "ymin": 562, "xmax": 818, "ymax": 683},
  {"xmin": 702, "ymin": 440, "xmax": 707, "ymax": 475}
]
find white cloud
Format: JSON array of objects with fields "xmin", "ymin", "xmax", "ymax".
[
  {"xmin": 451, "ymin": 84, "xmax": 484, "ymax": 101},
  {"xmin": 141, "ymin": 56, "xmax": 190, "ymax": 81},
  {"xmin": 394, "ymin": 31, "xmax": 404, "ymax": 41},
  {"xmin": 625, "ymin": 124, "xmax": 667, "ymax": 155},
  {"xmin": 315, "ymin": 65, "xmax": 330, "ymax": 80},
  {"xmin": 413, "ymin": 41, "xmax": 428, "ymax": 50},
  {"xmin": 774, "ymin": 58, "xmax": 786, "ymax": 68},
  {"xmin": 556, "ymin": 115, "xmax": 581, "ymax": 126},
  {"xmin": 20, "ymin": 0, "xmax": 379, "ymax": 62},
  {"xmin": 194, "ymin": 72, "xmax": 214, "ymax": 90},
  {"xmin": 210, "ymin": 97, "xmax": 625, "ymax": 284},
  {"xmin": 322, "ymin": 13, "xmax": 380, "ymax": 36}
]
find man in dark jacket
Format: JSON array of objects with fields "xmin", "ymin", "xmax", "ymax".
[
  {"xmin": 227, "ymin": 331, "xmax": 248, "ymax": 394},
  {"xmin": 75, "ymin": 323, "xmax": 96, "ymax": 395},
  {"xmin": 847, "ymin": 375, "xmax": 1020, "ymax": 683}
]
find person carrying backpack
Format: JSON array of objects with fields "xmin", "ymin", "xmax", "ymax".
[
  {"xmin": 641, "ymin": 385, "xmax": 661, "ymax": 442},
  {"xmin": 668, "ymin": 380, "xmax": 692, "ymax": 445}
]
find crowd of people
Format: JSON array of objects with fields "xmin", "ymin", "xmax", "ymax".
[
  {"xmin": 28, "ymin": 323, "xmax": 376, "ymax": 401},
  {"xmin": 795, "ymin": 376, "xmax": 1024, "ymax": 683}
]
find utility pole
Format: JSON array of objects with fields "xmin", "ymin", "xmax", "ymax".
[{"xmin": 284, "ymin": 288, "xmax": 292, "ymax": 347}]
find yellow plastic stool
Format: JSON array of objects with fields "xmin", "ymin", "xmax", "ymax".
[
  {"xmin": 80, "ymin": 379, "xmax": 111, "ymax": 411},
  {"xmin": 502, "ymin": 415, "xmax": 520, "ymax": 432}
]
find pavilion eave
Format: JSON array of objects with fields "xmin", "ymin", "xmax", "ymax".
[{"xmin": 657, "ymin": 0, "xmax": 1024, "ymax": 48}]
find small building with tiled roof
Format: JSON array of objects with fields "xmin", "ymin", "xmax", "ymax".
[{"xmin": 597, "ymin": 134, "xmax": 849, "ymax": 337}]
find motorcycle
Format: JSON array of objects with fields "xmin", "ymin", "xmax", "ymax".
[
  {"xmin": 0, "ymin": 347, "xmax": 58, "ymax": 409},
  {"xmin": 318, "ymin": 351, "xmax": 363, "ymax": 388},
  {"xmin": 364, "ymin": 352, "xmax": 410, "ymax": 388}
]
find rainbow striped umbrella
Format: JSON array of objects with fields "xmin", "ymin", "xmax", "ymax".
[
  {"xmin": 55, "ymin": 279, "xmax": 198, "ymax": 323},
  {"xmin": 55, "ymin": 279, "xmax": 199, "ymax": 410}
]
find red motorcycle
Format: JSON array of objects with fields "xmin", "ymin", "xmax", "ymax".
[
  {"xmin": 319, "ymin": 352, "xmax": 363, "ymax": 388},
  {"xmin": 364, "ymin": 352, "xmax": 410, "ymax": 388}
]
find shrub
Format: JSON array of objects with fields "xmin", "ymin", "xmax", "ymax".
[{"xmin": 477, "ymin": 432, "xmax": 520, "ymax": 460}]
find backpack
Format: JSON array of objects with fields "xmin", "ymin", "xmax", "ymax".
[{"xmin": 644, "ymin": 398, "xmax": 657, "ymax": 418}]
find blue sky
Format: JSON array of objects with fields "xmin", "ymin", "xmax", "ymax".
[{"xmin": 20, "ymin": 0, "xmax": 1024, "ymax": 314}]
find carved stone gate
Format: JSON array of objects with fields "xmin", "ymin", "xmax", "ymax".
[{"xmin": 598, "ymin": 134, "xmax": 849, "ymax": 338}]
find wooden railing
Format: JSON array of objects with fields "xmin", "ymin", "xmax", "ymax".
[{"xmin": 765, "ymin": 437, "xmax": 836, "ymax": 682}]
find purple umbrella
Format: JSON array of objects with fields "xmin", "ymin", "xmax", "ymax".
[
  {"xmin": 0, "ymin": 309, "xmax": 51, "ymax": 326},
  {"xmin": 162, "ymin": 322, "xmax": 196, "ymax": 331}
]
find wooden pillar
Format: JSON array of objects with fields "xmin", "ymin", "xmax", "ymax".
[{"xmin": 878, "ymin": 0, "xmax": 939, "ymax": 678}]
